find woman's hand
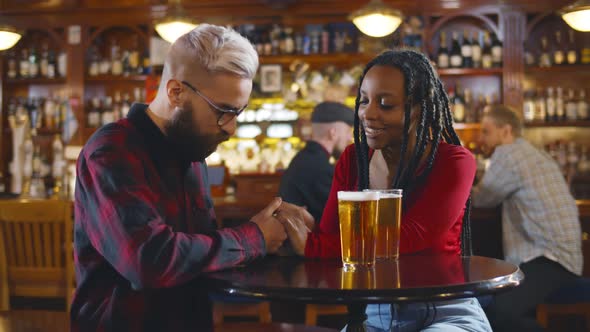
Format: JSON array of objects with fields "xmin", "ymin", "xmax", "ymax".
[{"xmin": 274, "ymin": 202, "xmax": 314, "ymax": 256}]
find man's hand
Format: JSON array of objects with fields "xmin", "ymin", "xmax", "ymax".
[
  {"xmin": 273, "ymin": 202, "xmax": 313, "ymax": 256},
  {"xmin": 251, "ymin": 197, "xmax": 288, "ymax": 254}
]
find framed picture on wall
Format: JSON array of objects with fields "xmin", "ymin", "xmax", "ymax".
[{"xmin": 260, "ymin": 64, "xmax": 282, "ymax": 93}]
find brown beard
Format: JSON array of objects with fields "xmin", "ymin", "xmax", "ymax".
[{"xmin": 164, "ymin": 100, "xmax": 229, "ymax": 162}]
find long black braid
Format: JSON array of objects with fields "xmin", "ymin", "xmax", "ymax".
[{"xmin": 353, "ymin": 49, "xmax": 473, "ymax": 257}]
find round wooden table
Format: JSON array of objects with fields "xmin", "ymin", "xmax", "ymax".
[{"xmin": 204, "ymin": 254, "xmax": 524, "ymax": 331}]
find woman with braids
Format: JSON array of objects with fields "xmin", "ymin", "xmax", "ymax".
[{"xmin": 281, "ymin": 50, "xmax": 491, "ymax": 331}]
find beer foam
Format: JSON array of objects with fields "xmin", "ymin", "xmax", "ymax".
[
  {"xmin": 379, "ymin": 193, "xmax": 402, "ymax": 199},
  {"xmin": 337, "ymin": 191, "xmax": 380, "ymax": 201}
]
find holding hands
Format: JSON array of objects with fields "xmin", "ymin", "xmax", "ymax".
[{"xmin": 251, "ymin": 197, "xmax": 314, "ymax": 256}]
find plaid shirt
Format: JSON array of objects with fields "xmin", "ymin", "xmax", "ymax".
[
  {"xmin": 473, "ymin": 138, "xmax": 582, "ymax": 275},
  {"xmin": 71, "ymin": 103, "xmax": 266, "ymax": 332}
]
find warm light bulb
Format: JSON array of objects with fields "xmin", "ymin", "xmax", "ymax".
[
  {"xmin": 352, "ymin": 13, "xmax": 403, "ymax": 38},
  {"xmin": 562, "ymin": 8, "xmax": 590, "ymax": 31},
  {"xmin": 0, "ymin": 30, "xmax": 22, "ymax": 51},
  {"xmin": 155, "ymin": 21, "xmax": 198, "ymax": 43}
]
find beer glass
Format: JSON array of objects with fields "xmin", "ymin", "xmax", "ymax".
[
  {"xmin": 364, "ymin": 189, "xmax": 403, "ymax": 260},
  {"xmin": 337, "ymin": 191, "xmax": 380, "ymax": 270}
]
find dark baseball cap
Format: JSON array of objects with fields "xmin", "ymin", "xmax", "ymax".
[{"xmin": 311, "ymin": 102, "xmax": 354, "ymax": 126}]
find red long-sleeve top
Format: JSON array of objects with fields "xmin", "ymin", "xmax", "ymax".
[{"xmin": 304, "ymin": 142, "xmax": 476, "ymax": 258}]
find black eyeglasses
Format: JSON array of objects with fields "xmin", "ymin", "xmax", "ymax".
[{"xmin": 181, "ymin": 80, "xmax": 248, "ymax": 126}]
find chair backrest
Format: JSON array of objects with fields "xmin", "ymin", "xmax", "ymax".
[{"xmin": 0, "ymin": 199, "xmax": 73, "ymax": 310}]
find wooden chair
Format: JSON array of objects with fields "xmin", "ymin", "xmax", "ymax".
[
  {"xmin": 536, "ymin": 278, "xmax": 590, "ymax": 331},
  {"xmin": 211, "ymin": 293, "xmax": 271, "ymax": 325},
  {"xmin": 0, "ymin": 200, "xmax": 74, "ymax": 312},
  {"xmin": 305, "ymin": 304, "xmax": 348, "ymax": 326}
]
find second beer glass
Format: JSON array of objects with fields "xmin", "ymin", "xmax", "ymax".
[
  {"xmin": 337, "ymin": 191, "xmax": 380, "ymax": 270},
  {"xmin": 365, "ymin": 189, "xmax": 403, "ymax": 260}
]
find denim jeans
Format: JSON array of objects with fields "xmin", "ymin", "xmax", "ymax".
[{"xmin": 354, "ymin": 298, "xmax": 492, "ymax": 332}]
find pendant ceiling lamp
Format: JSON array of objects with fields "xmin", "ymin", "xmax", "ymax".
[
  {"xmin": 0, "ymin": 25, "xmax": 22, "ymax": 51},
  {"xmin": 560, "ymin": 0, "xmax": 590, "ymax": 32},
  {"xmin": 350, "ymin": 0, "xmax": 403, "ymax": 38},
  {"xmin": 155, "ymin": 0, "xmax": 198, "ymax": 43}
]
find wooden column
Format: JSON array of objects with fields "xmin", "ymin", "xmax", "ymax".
[{"xmin": 501, "ymin": 9, "xmax": 526, "ymax": 112}]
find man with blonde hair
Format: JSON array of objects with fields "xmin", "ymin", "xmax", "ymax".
[
  {"xmin": 71, "ymin": 24, "xmax": 311, "ymax": 331},
  {"xmin": 473, "ymin": 105, "xmax": 582, "ymax": 332}
]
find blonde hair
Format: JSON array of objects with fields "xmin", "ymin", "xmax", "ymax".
[
  {"xmin": 483, "ymin": 104, "xmax": 523, "ymax": 137},
  {"xmin": 170, "ymin": 23, "xmax": 259, "ymax": 79}
]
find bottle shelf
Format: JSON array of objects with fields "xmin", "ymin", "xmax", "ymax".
[
  {"xmin": 525, "ymin": 120, "xmax": 590, "ymax": 128},
  {"xmin": 259, "ymin": 53, "xmax": 373, "ymax": 67},
  {"xmin": 453, "ymin": 123, "xmax": 481, "ymax": 130},
  {"xmin": 37, "ymin": 128, "xmax": 62, "ymax": 135},
  {"xmin": 85, "ymin": 74, "xmax": 148, "ymax": 82},
  {"xmin": 5, "ymin": 77, "xmax": 66, "ymax": 85},
  {"xmin": 437, "ymin": 68, "xmax": 503, "ymax": 76},
  {"xmin": 525, "ymin": 65, "xmax": 590, "ymax": 74}
]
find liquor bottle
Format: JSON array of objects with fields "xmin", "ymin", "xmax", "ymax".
[
  {"xmin": 121, "ymin": 93, "xmax": 132, "ymax": 118},
  {"xmin": 471, "ymin": 31, "xmax": 482, "ymax": 68},
  {"xmin": 523, "ymin": 90, "xmax": 535, "ymax": 123},
  {"xmin": 536, "ymin": 88, "xmax": 547, "ymax": 122},
  {"xmin": 524, "ymin": 41, "xmax": 535, "ymax": 66},
  {"xmin": 567, "ymin": 30, "xmax": 578, "ymax": 65},
  {"xmin": 461, "ymin": 30, "xmax": 473, "ymax": 68},
  {"xmin": 7, "ymin": 50, "xmax": 17, "ymax": 79},
  {"xmin": 284, "ymin": 27, "xmax": 295, "ymax": 54},
  {"xmin": 565, "ymin": 88, "xmax": 578, "ymax": 121},
  {"xmin": 101, "ymin": 96, "xmax": 115, "ymax": 125},
  {"xmin": 19, "ymin": 48, "xmax": 30, "ymax": 78},
  {"xmin": 47, "ymin": 50, "xmax": 56, "ymax": 79},
  {"xmin": 57, "ymin": 51, "xmax": 67, "ymax": 77},
  {"xmin": 546, "ymin": 87, "xmax": 556, "ymax": 122},
  {"xmin": 110, "ymin": 39, "xmax": 123, "ymax": 76},
  {"xmin": 129, "ymin": 35, "xmax": 140, "ymax": 73},
  {"xmin": 582, "ymin": 42, "xmax": 590, "ymax": 64},
  {"xmin": 539, "ymin": 37, "xmax": 552, "ymax": 67},
  {"xmin": 578, "ymin": 89, "xmax": 589, "ymax": 120},
  {"xmin": 553, "ymin": 31, "xmax": 565, "ymax": 66},
  {"xmin": 556, "ymin": 87, "xmax": 565, "ymax": 121},
  {"xmin": 481, "ymin": 31, "xmax": 493, "ymax": 69},
  {"xmin": 44, "ymin": 97, "xmax": 56, "ymax": 129},
  {"xmin": 491, "ymin": 32, "xmax": 503, "ymax": 67},
  {"xmin": 453, "ymin": 84, "xmax": 465, "ymax": 122},
  {"xmin": 40, "ymin": 43, "xmax": 49, "ymax": 78},
  {"xmin": 437, "ymin": 31, "xmax": 449, "ymax": 69},
  {"xmin": 450, "ymin": 32, "xmax": 462, "ymax": 68},
  {"xmin": 28, "ymin": 46, "xmax": 39, "ymax": 78},
  {"xmin": 29, "ymin": 146, "xmax": 46, "ymax": 199},
  {"xmin": 87, "ymin": 97, "xmax": 101, "ymax": 128},
  {"xmin": 321, "ymin": 29, "xmax": 329, "ymax": 54},
  {"xmin": 464, "ymin": 88, "xmax": 475, "ymax": 123},
  {"xmin": 88, "ymin": 46, "xmax": 100, "ymax": 77},
  {"xmin": 122, "ymin": 50, "xmax": 131, "ymax": 76}
]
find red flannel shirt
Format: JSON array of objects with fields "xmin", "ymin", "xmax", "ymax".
[{"xmin": 71, "ymin": 103, "xmax": 266, "ymax": 331}]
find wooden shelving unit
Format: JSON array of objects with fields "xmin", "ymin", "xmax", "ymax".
[
  {"xmin": 85, "ymin": 74, "xmax": 148, "ymax": 82},
  {"xmin": 438, "ymin": 68, "xmax": 503, "ymax": 76},
  {"xmin": 525, "ymin": 65, "xmax": 590, "ymax": 74},
  {"xmin": 525, "ymin": 120, "xmax": 590, "ymax": 128},
  {"xmin": 5, "ymin": 77, "xmax": 66, "ymax": 85},
  {"xmin": 259, "ymin": 53, "xmax": 373, "ymax": 68}
]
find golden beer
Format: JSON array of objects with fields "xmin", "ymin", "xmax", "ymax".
[
  {"xmin": 337, "ymin": 191, "xmax": 380, "ymax": 269},
  {"xmin": 375, "ymin": 191, "xmax": 402, "ymax": 259}
]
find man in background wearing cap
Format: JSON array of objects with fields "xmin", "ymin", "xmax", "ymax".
[{"xmin": 279, "ymin": 101, "xmax": 354, "ymax": 223}]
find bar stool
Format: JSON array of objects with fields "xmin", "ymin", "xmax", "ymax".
[
  {"xmin": 305, "ymin": 304, "xmax": 348, "ymax": 326},
  {"xmin": 536, "ymin": 278, "xmax": 590, "ymax": 329}
]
